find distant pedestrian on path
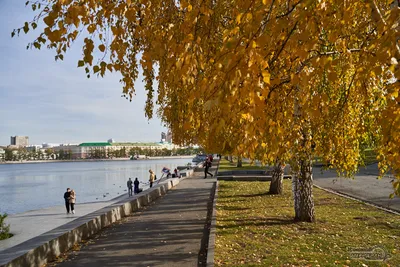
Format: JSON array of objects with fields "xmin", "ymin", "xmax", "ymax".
[
  {"xmin": 64, "ymin": 188, "xmax": 71, "ymax": 214},
  {"xmin": 127, "ymin": 178, "xmax": 133, "ymax": 196},
  {"xmin": 204, "ymin": 159, "xmax": 213, "ymax": 179},
  {"xmin": 134, "ymin": 177, "xmax": 141, "ymax": 194},
  {"xmin": 70, "ymin": 189, "xmax": 76, "ymax": 214},
  {"xmin": 149, "ymin": 170, "xmax": 155, "ymax": 188}
]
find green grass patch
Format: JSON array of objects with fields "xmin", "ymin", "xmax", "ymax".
[
  {"xmin": 219, "ymin": 159, "xmax": 266, "ymax": 171},
  {"xmin": 0, "ymin": 213, "xmax": 11, "ymax": 240},
  {"xmin": 215, "ymin": 180, "xmax": 400, "ymax": 266}
]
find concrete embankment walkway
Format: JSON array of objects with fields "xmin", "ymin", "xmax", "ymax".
[
  {"xmin": 0, "ymin": 195, "xmax": 128, "ymax": 251},
  {"xmin": 52, "ymin": 167, "xmax": 217, "ymax": 267}
]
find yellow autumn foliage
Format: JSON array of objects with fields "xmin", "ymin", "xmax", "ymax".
[{"xmin": 16, "ymin": 0, "xmax": 400, "ymax": 196}]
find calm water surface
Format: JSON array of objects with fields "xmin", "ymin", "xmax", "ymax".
[{"xmin": 0, "ymin": 158, "xmax": 192, "ymax": 214}]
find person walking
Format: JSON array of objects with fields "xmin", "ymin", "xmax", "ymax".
[
  {"xmin": 127, "ymin": 178, "xmax": 133, "ymax": 196},
  {"xmin": 64, "ymin": 188, "xmax": 71, "ymax": 214},
  {"xmin": 134, "ymin": 177, "xmax": 140, "ymax": 194},
  {"xmin": 149, "ymin": 169, "xmax": 155, "ymax": 188},
  {"xmin": 69, "ymin": 189, "xmax": 76, "ymax": 214},
  {"xmin": 204, "ymin": 159, "xmax": 213, "ymax": 179}
]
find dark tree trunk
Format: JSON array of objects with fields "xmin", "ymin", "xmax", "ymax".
[
  {"xmin": 292, "ymin": 159, "xmax": 315, "ymax": 222},
  {"xmin": 269, "ymin": 163, "xmax": 284, "ymax": 194},
  {"xmin": 237, "ymin": 156, "xmax": 242, "ymax": 167}
]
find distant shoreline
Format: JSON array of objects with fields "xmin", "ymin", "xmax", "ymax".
[{"xmin": 0, "ymin": 155, "xmax": 194, "ymax": 165}]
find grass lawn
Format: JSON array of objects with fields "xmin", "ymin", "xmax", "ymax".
[
  {"xmin": 218, "ymin": 159, "xmax": 266, "ymax": 171},
  {"xmin": 215, "ymin": 180, "xmax": 400, "ymax": 266}
]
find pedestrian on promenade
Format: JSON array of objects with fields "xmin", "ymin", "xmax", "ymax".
[
  {"xmin": 149, "ymin": 169, "xmax": 155, "ymax": 188},
  {"xmin": 134, "ymin": 177, "xmax": 140, "ymax": 194},
  {"xmin": 64, "ymin": 188, "xmax": 71, "ymax": 214},
  {"xmin": 174, "ymin": 168, "xmax": 178, "ymax": 178},
  {"xmin": 69, "ymin": 189, "xmax": 76, "ymax": 214},
  {"xmin": 127, "ymin": 178, "xmax": 133, "ymax": 196},
  {"xmin": 204, "ymin": 159, "xmax": 213, "ymax": 179}
]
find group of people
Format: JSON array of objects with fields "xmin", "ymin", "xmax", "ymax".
[
  {"xmin": 128, "ymin": 167, "xmax": 181, "ymax": 196},
  {"xmin": 127, "ymin": 177, "xmax": 141, "ymax": 196},
  {"xmin": 63, "ymin": 165, "xmax": 187, "ymax": 214},
  {"xmin": 63, "ymin": 188, "xmax": 76, "ymax": 214}
]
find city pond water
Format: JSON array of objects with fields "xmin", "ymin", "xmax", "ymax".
[{"xmin": 0, "ymin": 158, "xmax": 192, "ymax": 214}]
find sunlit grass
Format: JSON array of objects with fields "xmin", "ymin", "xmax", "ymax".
[
  {"xmin": 218, "ymin": 158, "xmax": 266, "ymax": 171},
  {"xmin": 215, "ymin": 180, "xmax": 399, "ymax": 266}
]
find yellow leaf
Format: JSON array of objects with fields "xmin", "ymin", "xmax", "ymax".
[
  {"xmin": 98, "ymin": 44, "xmax": 105, "ymax": 52},
  {"xmin": 236, "ymin": 13, "xmax": 242, "ymax": 24},
  {"xmin": 262, "ymin": 70, "xmax": 270, "ymax": 84},
  {"xmin": 246, "ymin": 13, "xmax": 252, "ymax": 21},
  {"xmin": 188, "ymin": 4, "xmax": 192, "ymax": 12}
]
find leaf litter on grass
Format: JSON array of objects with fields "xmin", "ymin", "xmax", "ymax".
[{"xmin": 215, "ymin": 180, "xmax": 400, "ymax": 266}]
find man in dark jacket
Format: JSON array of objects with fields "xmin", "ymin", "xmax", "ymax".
[
  {"xmin": 204, "ymin": 159, "xmax": 213, "ymax": 179},
  {"xmin": 64, "ymin": 188, "xmax": 71, "ymax": 214}
]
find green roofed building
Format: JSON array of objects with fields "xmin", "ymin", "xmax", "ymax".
[
  {"xmin": 79, "ymin": 142, "xmax": 112, "ymax": 147},
  {"xmin": 111, "ymin": 142, "xmax": 160, "ymax": 147}
]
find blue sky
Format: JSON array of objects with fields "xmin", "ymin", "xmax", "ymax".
[{"xmin": 0, "ymin": 0, "xmax": 166, "ymax": 146}]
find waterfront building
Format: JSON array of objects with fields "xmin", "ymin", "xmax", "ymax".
[
  {"xmin": 161, "ymin": 132, "xmax": 166, "ymax": 142},
  {"xmin": 10, "ymin": 136, "xmax": 29, "ymax": 147},
  {"xmin": 0, "ymin": 147, "xmax": 5, "ymax": 161},
  {"xmin": 42, "ymin": 143, "xmax": 60, "ymax": 148},
  {"xmin": 53, "ymin": 144, "xmax": 85, "ymax": 159},
  {"xmin": 50, "ymin": 142, "xmax": 181, "ymax": 159},
  {"xmin": 166, "ymin": 130, "xmax": 173, "ymax": 143},
  {"xmin": 26, "ymin": 145, "xmax": 43, "ymax": 152}
]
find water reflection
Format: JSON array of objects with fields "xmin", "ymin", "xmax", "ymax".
[{"xmin": 0, "ymin": 158, "xmax": 191, "ymax": 214}]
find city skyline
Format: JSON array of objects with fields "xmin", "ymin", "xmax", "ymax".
[
  {"xmin": 0, "ymin": 0, "xmax": 167, "ymax": 146},
  {"xmin": 1, "ymin": 135, "xmax": 168, "ymax": 147}
]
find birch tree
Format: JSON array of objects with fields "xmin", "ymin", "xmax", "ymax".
[{"xmin": 16, "ymin": 0, "xmax": 400, "ymax": 222}]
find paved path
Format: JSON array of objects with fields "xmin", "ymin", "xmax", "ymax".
[
  {"xmin": 52, "ymin": 167, "xmax": 217, "ymax": 267},
  {"xmin": 313, "ymin": 163, "xmax": 400, "ymax": 212}
]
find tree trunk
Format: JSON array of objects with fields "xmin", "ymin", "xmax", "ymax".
[
  {"xmin": 269, "ymin": 163, "xmax": 284, "ymax": 194},
  {"xmin": 292, "ymin": 159, "xmax": 315, "ymax": 222},
  {"xmin": 237, "ymin": 156, "xmax": 242, "ymax": 167}
]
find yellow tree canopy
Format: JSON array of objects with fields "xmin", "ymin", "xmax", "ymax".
[{"xmin": 17, "ymin": 0, "xmax": 400, "ymax": 194}]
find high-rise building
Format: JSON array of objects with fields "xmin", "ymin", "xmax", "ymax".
[
  {"xmin": 166, "ymin": 130, "xmax": 173, "ymax": 143},
  {"xmin": 161, "ymin": 132, "xmax": 166, "ymax": 142},
  {"xmin": 10, "ymin": 136, "xmax": 29, "ymax": 147}
]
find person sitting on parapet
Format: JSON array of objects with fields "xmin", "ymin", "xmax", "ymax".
[{"xmin": 127, "ymin": 178, "xmax": 133, "ymax": 196}]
